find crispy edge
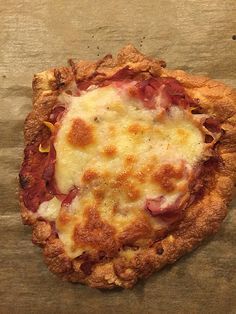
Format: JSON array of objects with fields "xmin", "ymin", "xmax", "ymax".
[
  {"xmin": 20, "ymin": 66, "xmax": 74, "ymax": 225},
  {"xmin": 19, "ymin": 45, "xmax": 236, "ymax": 289},
  {"xmin": 24, "ymin": 66, "xmax": 73, "ymax": 145}
]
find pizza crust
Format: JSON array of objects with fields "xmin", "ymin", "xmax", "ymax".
[{"xmin": 19, "ymin": 45, "xmax": 236, "ymax": 288}]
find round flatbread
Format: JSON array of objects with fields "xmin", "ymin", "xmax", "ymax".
[{"xmin": 19, "ymin": 45, "xmax": 236, "ymax": 288}]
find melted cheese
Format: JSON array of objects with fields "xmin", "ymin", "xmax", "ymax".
[
  {"xmin": 38, "ymin": 197, "xmax": 61, "ymax": 221},
  {"xmin": 38, "ymin": 85, "xmax": 205, "ymax": 258},
  {"xmin": 55, "ymin": 87, "xmax": 203, "ymax": 192}
]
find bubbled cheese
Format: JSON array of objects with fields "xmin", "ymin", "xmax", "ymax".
[{"xmin": 39, "ymin": 85, "xmax": 205, "ymax": 258}]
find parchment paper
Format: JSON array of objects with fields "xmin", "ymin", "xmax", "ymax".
[{"xmin": 0, "ymin": 0, "xmax": 236, "ymax": 313}]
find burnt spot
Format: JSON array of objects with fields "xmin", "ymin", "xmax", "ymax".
[
  {"xmin": 159, "ymin": 60, "xmax": 167, "ymax": 68},
  {"xmin": 205, "ymin": 134, "xmax": 214, "ymax": 144},
  {"xmin": 65, "ymin": 89, "xmax": 72, "ymax": 95},
  {"xmin": 98, "ymin": 250, "xmax": 106, "ymax": 259},
  {"xmin": 94, "ymin": 116, "xmax": 100, "ymax": 123},
  {"xmin": 156, "ymin": 247, "xmax": 164, "ymax": 255},
  {"xmin": 190, "ymin": 100, "xmax": 204, "ymax": 114},
  {"xmin": 19, "ymin": 174, "xmax": 30, "ymax": 189},
  {"xmin": 54, "ymin": 69, "xmax": 66, "ymax": 89},
  {"xmin": 97, "ymin": 250, "xmax": 109, "ymax": 262},
  {"xmin": 203, "ymin": 156, "xmax": 222, "ymax": 170},
  {"xmin": 80, "ymin": 261, "xmax": 93, "ymax": 276},
  {"xmin": 203, "ymin": 117, "xmax": 221, "ymax": 133}
]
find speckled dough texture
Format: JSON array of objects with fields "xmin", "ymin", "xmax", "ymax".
[{"xmin": 19, "ymin": 45, "xmax": 236, "ymax": 288}]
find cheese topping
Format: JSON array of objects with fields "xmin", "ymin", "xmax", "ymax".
[
  {"xmin": 38, "ymin": 197, "xmax": 61, "ymax": 221},
  {"xmin": 38, "ymin": 85, "xmax": 205, "ymax": 258}
]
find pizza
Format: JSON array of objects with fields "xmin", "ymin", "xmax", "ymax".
[{"xmin": 19, "ymin": 45, "xmax": 236, "ymax": 288}]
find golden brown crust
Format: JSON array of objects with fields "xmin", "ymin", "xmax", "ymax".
[
  {"xmin": 25, "ymin": 66, "xmax": 73, "ymax": 145},
  {"xmin": 69, "ymin": 44, "xmax": 163, "ymax": 83},
  {"xmin": 19, "ymin": 45, "xmax": 236, "ymax": 289}
]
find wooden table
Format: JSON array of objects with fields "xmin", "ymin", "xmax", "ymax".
[{"xmin": 0, "ymin": 0, "xmax": 235, "ymax": 313}]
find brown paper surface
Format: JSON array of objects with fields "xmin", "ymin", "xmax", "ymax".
[{"xmin": 0, "ymin": 0, "xmax": 236, "ymax": 313}]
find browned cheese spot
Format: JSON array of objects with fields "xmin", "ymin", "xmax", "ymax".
[
  {"xmin": 110, "ymin": 169, "xmax": 140, "ymax": 201},
  {"xmin": 128, "ymin": 123, "xmax": 144, "ymax": 134},
  {"xmin": 124, "ymin": 154, "xmax": 136, "ymax": 166},
  {"xmin": 116, "ymin": 170, "xmax": 130, "ymax": 182},
  {"xmin": 82, "ymin": 169, "xmax": 98, "ymax": 183},
  {"xmin": 111, "ymin": 202, "xmax": 120, "ymax": 215},
  {"xmin": 57, "ymin": 208, "xmax": 72, "ymax": 226},
  {"xmin": 103, "ymin": 145, "xmax": 117, "ymax": 157},
  {"xmin": 92, "ymin": 187, "xmax": 106, "ymax": 201},
  {"xmin": 126, "ymin": 183, "xmax": 140, "ymax": 201},
  {"xmin": 135, "ymin": 157, "xmax": 158, "ymax": 183},
  {"xmin": 68, "ymin": 118, "xmax": 94, "ymax": 147},
  {"xmin": 153, "ymin": 164, "xmax": 184, "ymax": 192},
  {"xmin": 111, "ymin": 171, "xmax": 130, "ymax": 188},
  {"xmin": 73, "ymin": 207, "xmax": 118, "ymax": 257},
  {"xmin": 134, "ymin": 170, "xmax": 146, "ymax": 183}
]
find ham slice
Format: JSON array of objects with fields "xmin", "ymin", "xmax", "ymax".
[
  {"xmin": 129, "ymin": 76, "xmax": 195, "ymax": 110},
  {"xmin": 61, "ymin": 187, "xmax": 79, "ymax": 207},
  {"xmin": 49, "ymin": 106, "xmax": 65, "ymax": 123},
  {"xmin": 145, "ymin": 196, "xmax": 180, "ymax": 216},
  {"xmin": 75, "ymin": 66, "xmax": 199, "ymax": 112},
  {"xmin": 145, "ymin": 193, "xmax": 188, "ymax": 225}
]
